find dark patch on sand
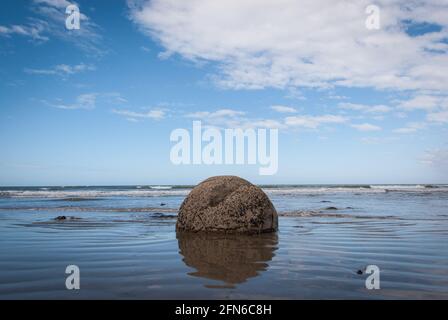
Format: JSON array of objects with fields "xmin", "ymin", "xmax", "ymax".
[
  {"xmin": 54, "ymin": 216, "xmax": 82, "ymax": 221},
  {"xmin": 50, "ymin": 197, "xmax": 102, "ymax": 202},
  {"xmin": 0, "ymin": 206, "xmax": 178, "ymax": 213},
  {"xmin": 152, "ymin": 212, "xmax": 177, "ymax": 219}
]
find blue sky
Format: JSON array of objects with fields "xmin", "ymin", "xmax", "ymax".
[{"xmin": 1, "ymin": 0, "xmax": 447, "ymax": 186}]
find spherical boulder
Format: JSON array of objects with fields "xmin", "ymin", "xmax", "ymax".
[{"xmin": 176, "ymin": 176, "xmax": 278, "ymax": 234}]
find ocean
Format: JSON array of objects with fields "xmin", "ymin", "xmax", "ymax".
[{"xmin": 0, "ymin": 184, "xmax": 447, "ymax": 299}]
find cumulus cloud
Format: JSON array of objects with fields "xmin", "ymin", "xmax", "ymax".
[
  {"xmin": 185, "ymin": 109, "xmax": 249, "ymax": 128},
  {"xmin": 397, "ymin": 95, "xmax": 448, "ymax": 111},
  {"xmin": 249, "ymin": 119, "xmax": 284, "ymax": 129},
  {"xmin": 112, "ymin": 109, "xmax": 166, "ymax": 121},
  {"xmin": 184, "ymin": 107, "xmax": 354, "ymax": 130},
  {"xmin": 270, "ymin": 105, "xmax": 297, "ymax": 113},
  {"xmin": 284, "ymin": 114, "xmax": 348, "ymax": 129},
  {"xmin": 186, "ymin": 109, "xmax": 352, "ymax": 130},
  {"xmin": 128, "ymin": 0, "xmax": 448, "ymax": 92},
  {"xmin": 185, "ymin": 108, "xmax": 289, "ymax": 129},
  {"xmin": 351, "ymin": 123, "xmax": 382, "ymax": 132},
  {"xmin": 186, "ymin": 109, "xmax": 245, "ymax": 119},
  {"xmin": 395, "ymin": 94, "xmax": 448, "ymax": 125},
  {"xmin": 393, "ymin": 122, "xmax": 427, "ymax": 134},
  {"xmin": 339, "ymin": 103, "xmax": 392, "ymax": 113},
  {"xmin": 127, "ymin": 0, "xmax": 448, "ymax": 135}
]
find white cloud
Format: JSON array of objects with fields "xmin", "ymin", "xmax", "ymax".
[
  {"xmin": 185, "ymin": 109, "xmax": 246, "ymax": 128},
  {"xmin": 249, "ymin": 119, "xmax": 284, "ymax": 129},
  {"xmin": 393, "ymin": 122, "xmax": 427, "ymax": 134},
  {"xmin": 285, "ymin": 114, "xmax": 348, "ymax": 129},
  {"xmin": 351, "ymin": 123, "xmax": 382, "ymax": 132},
  {"xmin": 185, "ymin": 108, "xmax": 351, "ymax": 130},
  {"xmin": 393, "ymin": 128, "xmax": 416, "ymax": 134},
  {"xmin": 25, "ymin": 63, "xmax": 95, "ymax": 76},
  {"xmin": 427, "ymin": 110, "xmax": 448, "ymax": 123},
  {"xmin": 396, "ymin": 93, "xmax": 448, "ymax": 124},
  {"xmin": 328, "ymin": 94, "xmax": 348, "ymax": 100},
  {"xmin": 45, "ymin": 93, "xmax": 97, "ymax": 110},
  {"xmin": 33, "ymin": 0, "xmax": 73, "ymax": 8},
  {"xmin": 360, "ymin": 136, "xmax": 398, "ymax": 144},
  {"xmin": 397, "ymin": 95, "xmax": 446, "ymax": 111},
  {"xmin": 338, "ymin": 103, "xmax": 392, "ymax": 113},
  {"xmin": 270, "ymin": 105, "xmax": 297, "ymax": 113},
  {"xmin": 186, "ymin": 109, "xmax": 245, "ymax": 119},
  {"xmin": 113, "ymin": 109, "xmax": 166, "ymax": 121},
  {"xmin": 185, "ymin": 108, "xmax": 288, "ymax": 129},
  {"xmin": 103, "ymin": 93, "xmax": 128, "ymax": 104},
  {"xmin": 186, "ymin": 109, "xmax": 245, "ymax": 120},
  {"xmin": 43, "ymin": 92, "xmax": 126, "ymax": 110},
  {"xmin": 128, "ymin": 0, "xmax": 448, "ymax": 92},
  {"xmin": 394, "ymin": 112, "xmax": 408, "ymax": 119},
  {"xmin": 369, "ymin": 105, "xmax": 393, "ymax": 113},
  {"xmin": 285, "ymin": 88, "xmax": 306, "ymax": 100},
  {"xmin": 54, "ymin": 64, "xmax": 95, "ymax": 74},
  {"xmin": 0, "ymin": 21, "xmax": 49, "ymax": 42},
  {"xmin": 1, "ymin": 1, "xmax": 104, "ymax": 55},
  {"xmin": 33, "ymin": 0, "xmax": 104, "ymax": 55}
]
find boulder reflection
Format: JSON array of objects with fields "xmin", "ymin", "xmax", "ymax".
[{"xmin": 177, "ymin": 232, "xmax": 278, "ymax": 288}]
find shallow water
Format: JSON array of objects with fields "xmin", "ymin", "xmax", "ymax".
[{"xmin": 0, "ymin": 185, "xmax": 447, "ymax": 299}]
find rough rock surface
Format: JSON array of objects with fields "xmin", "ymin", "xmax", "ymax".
[{"xmin": 176, "ymin": 176, "xmax": 278, "ymax": 233}]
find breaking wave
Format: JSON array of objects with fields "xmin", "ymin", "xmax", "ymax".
[{"xmin": 0, "ymin": 184, "xmax": 447, "ymax": 199}]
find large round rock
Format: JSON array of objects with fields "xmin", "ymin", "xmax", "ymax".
[{"xmin": 176, "ymin": 176, "xmax": 278, "ymax": 234}]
